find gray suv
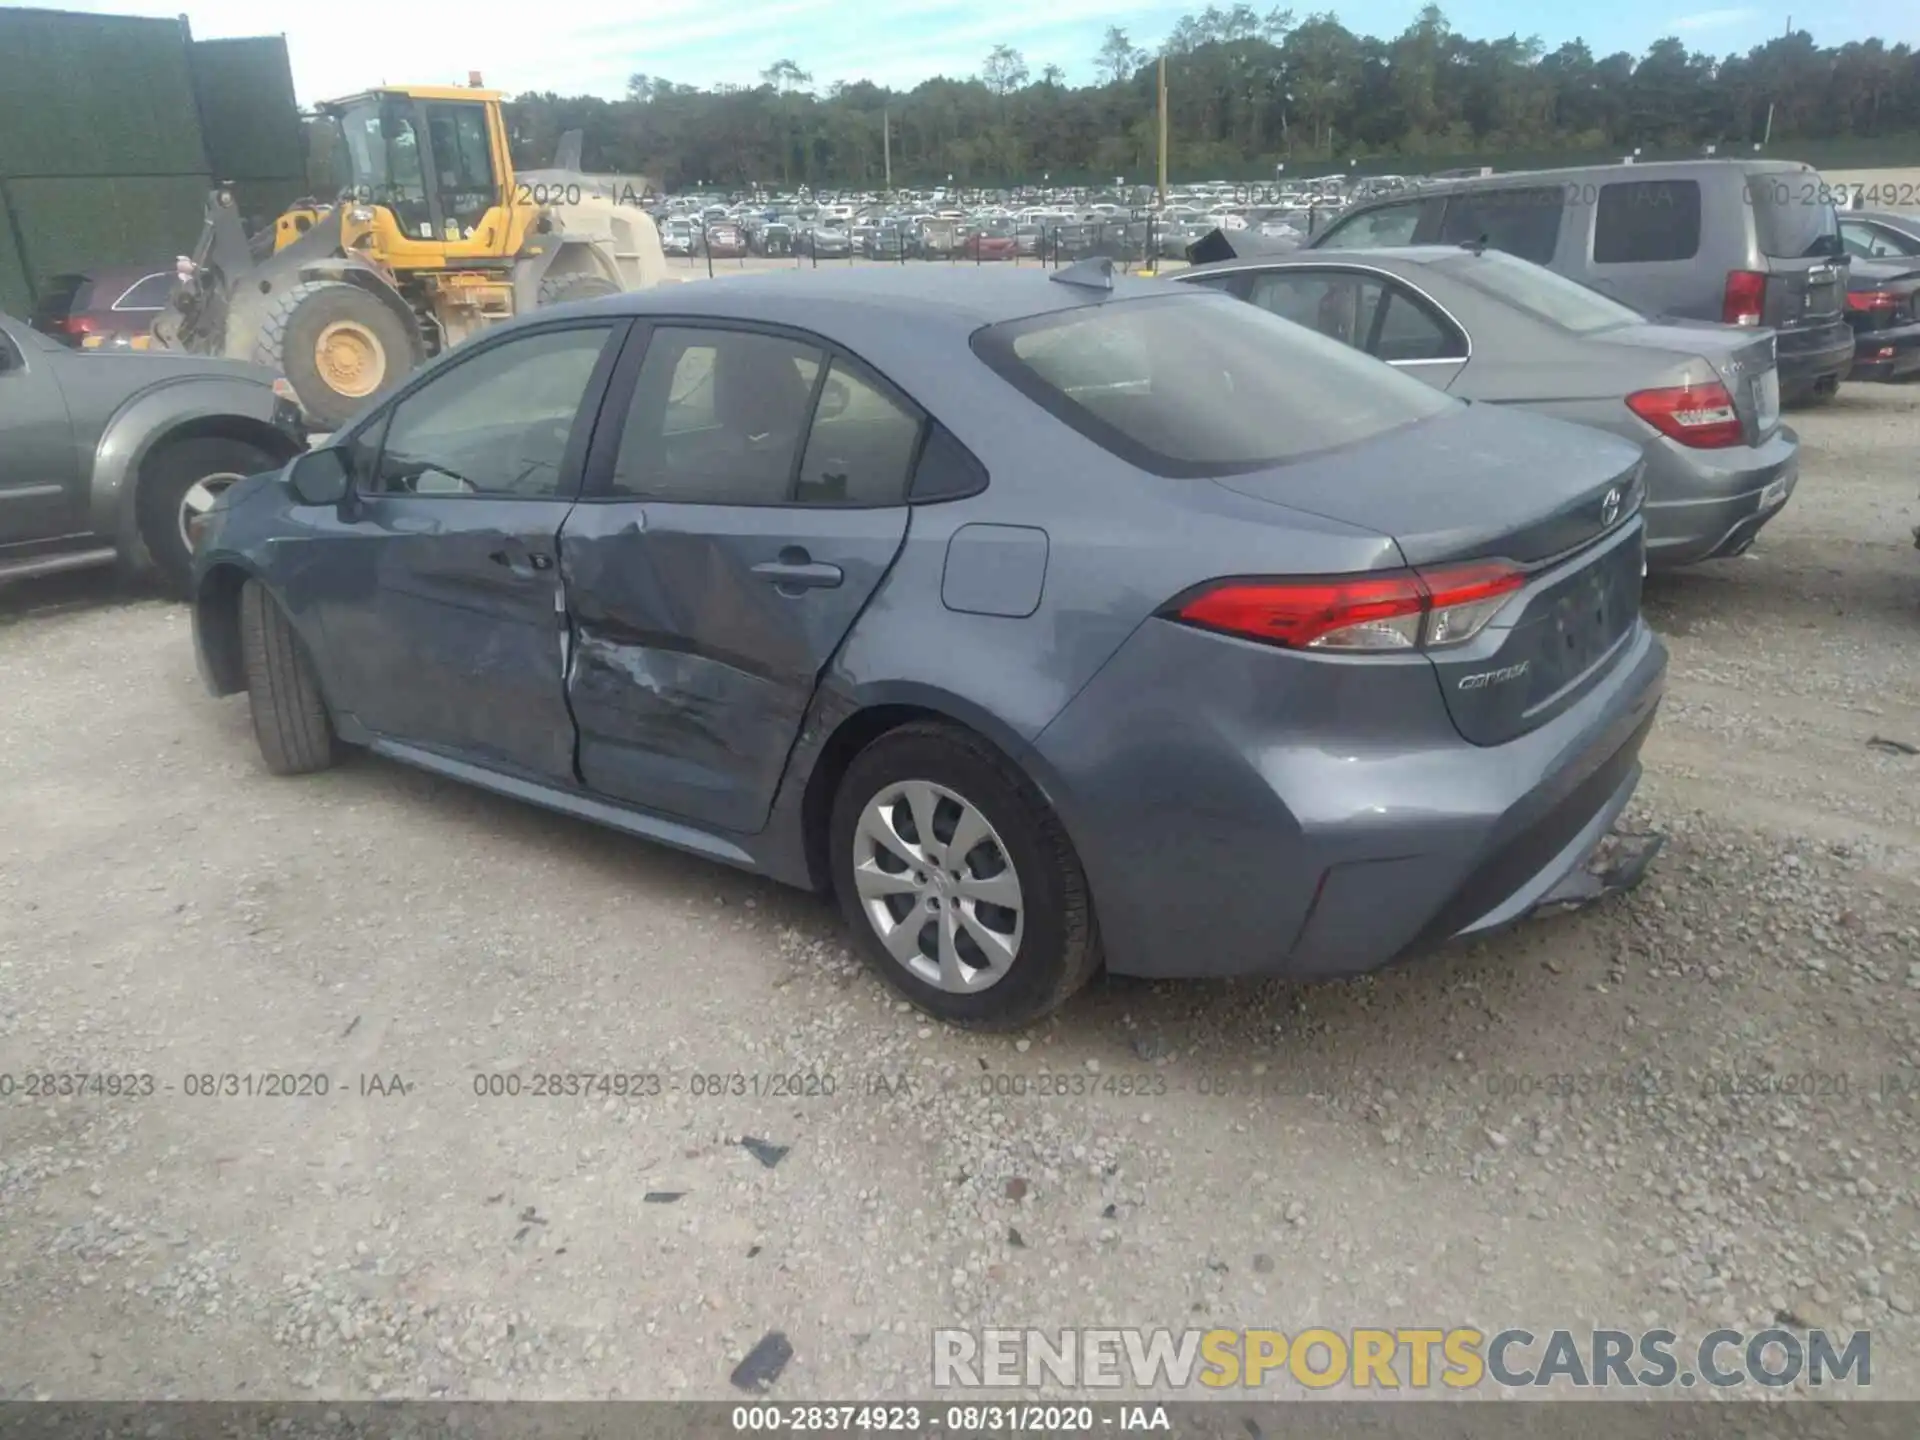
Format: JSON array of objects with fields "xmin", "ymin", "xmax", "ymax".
[
  {"xmin": 0, "ymin": 310, "xmax": 306, "ymax": 595},
  {"xmin": 1311, "ymin": 159, "xmax": 1854, "ymax": 403}
]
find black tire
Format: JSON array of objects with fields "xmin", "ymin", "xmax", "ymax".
[
  {"xmin": 254, "ymin": 280, "xmax": 417, "ymax": 430},
  {"xmin": 135, "ymin": 435, "xmax": 279, "ymax": 598},
  {"xmin": 829, "ymin": 722, "xmax": 1101, "ymax": 1029},
  {"xmin": 537, "ymin": 272, "xmax": 621, "ymax": 306},
  {"xmin": 238, "ymin": 578, "xmax": 339, "ymax": 776}
]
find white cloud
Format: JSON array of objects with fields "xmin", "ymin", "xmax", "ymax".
[{"xmin": 1670, "ymin": 8, "xmax": 1758, "ymax": 31}]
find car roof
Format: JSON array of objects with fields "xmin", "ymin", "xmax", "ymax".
[
  {"xmin": 1342, "ymin": 156, "xmax": 1817, "ymax": 206},
  {"xmin": 1855, "ymin": 211, "xmax": 1920, "ymax": 229},
  {"xmin": 1182, "ymin": 244, "xmax": 1460, "ymax": 279},
  {"xmin": 590, "ymin": 265, "xmax": 1179, "ymax": 338}
]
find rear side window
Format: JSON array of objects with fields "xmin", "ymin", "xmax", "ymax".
[
  {"xmin": 1594, "ymin": 180, "xmax": 1702, "ymax": 263},
  {"xmin": 972, "ymin": 293, "xmax": 1455, "ymax": 478},
  {"xmin": 1437, "ymin": 188, "xmax": 1563, "ymax": 264},
  {"xmin": 1746, "ymin": 174, "xmax": 1843, "ymax": 259}
]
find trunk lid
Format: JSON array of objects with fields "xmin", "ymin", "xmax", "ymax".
[
  {"xmin": 1211, "ymin": 404, "xmax": 1647, "ymax": 746},
  {"xmin": 1592, "ymin": 320, "xmax": 1781, "ymax": 444}
]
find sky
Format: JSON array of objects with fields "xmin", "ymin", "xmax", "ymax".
[{"xmin": 14, "ymin": 0, "xmax": 1919, "ymax": 105}]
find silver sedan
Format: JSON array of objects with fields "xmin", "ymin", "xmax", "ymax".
[{"xmin": 1179, "ymin": 245, "xmax": 1799, "ymax": 567}]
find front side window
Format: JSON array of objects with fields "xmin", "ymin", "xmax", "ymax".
[
  {"xmin": 974, "ymin": 293, "xmax": 1455, "ymax": 477},
  {"xmin": 610, "ymin": 327, "xmax": 825, "ymax": 503},
  {"xmin": 1437, "ymin": 187, "xmax": 1564, "ymax": 264},
  {"xmin": 369, "ymin": 325, "xmax": 613, "ymax": 498},
  {"xmin": 425, "ymin": 102, "xmax": 497, "ymax": 235}
]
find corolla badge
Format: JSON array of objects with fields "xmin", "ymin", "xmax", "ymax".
[
  {"xmin": 1458, "ymin": 660, "xmax": 1531, "ymax": 691},
  {"xmin": 1600, "ymin": 485, "xmax": 1624, "ymax": 527}
]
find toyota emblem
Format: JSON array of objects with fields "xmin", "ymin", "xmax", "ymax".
[{"xmin": 1600, "ymin": 486, "xmax": 1623, "ymax": 527}]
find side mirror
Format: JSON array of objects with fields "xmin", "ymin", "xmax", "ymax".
[
  {"xmin": 287, "ymin": 446, "xmax": 352, "ymax": 506},
  {"xmin": 817, "ymin": 377, "xmax": 851, "ymax": 421}
]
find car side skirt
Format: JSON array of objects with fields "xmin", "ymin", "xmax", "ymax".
[{"xmin": 362, "ymin": 736, "xmax": 761, "ymax": 873}]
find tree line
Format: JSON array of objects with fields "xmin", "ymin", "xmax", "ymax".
[{"xmin": 500, "ymin": 4, "xmax": 1920, "ymax": 191}]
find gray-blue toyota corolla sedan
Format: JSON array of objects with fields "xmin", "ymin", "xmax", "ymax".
[{"xmin": 190, "ymin": 265, "xmax": 1667, "ymax": 1028}]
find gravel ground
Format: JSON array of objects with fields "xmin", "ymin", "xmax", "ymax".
[{"xmin": 1, "ymin": 374, "xmax": 1917, "ymax": 1405}]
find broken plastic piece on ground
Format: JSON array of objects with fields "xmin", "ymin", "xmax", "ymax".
[
  {"xmin": 730, "ymin": 1330, "xmax": 794, "ymax": 1392},
  {"xmin": 740, "ymin": 1137, "xmax": 789, "ymax": 1168}
]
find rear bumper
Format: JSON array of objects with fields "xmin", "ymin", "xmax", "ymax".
[
  {"xmin": 1775, "ymin": 321, "xmax": 1855, "ymax": 399},
  {"xmin": 1033, "ymin": 615, "xmax": 1668, "ymax": 982},
  {"xmin": 1642, "ymin": 425, "xmax": 1800, "ymax": 566},
  {"xmin": 1849, "ymin": 321, "xmax": 1920, "ymax": 381}
]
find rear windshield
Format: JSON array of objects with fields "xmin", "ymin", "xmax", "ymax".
[
  {"xmin": 972, "ymin": 292, "xmax": 1455, "ymax": 477},
  {"xmin": 1436, "ymin": 249, "xmax": 1643, "ymax": 334},
  {"xmin": 1746, "ymin": 174, "xmax": 1843, "ymax": 259}
]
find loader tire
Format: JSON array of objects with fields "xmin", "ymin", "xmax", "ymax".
[
  {"xmin": 255, "ymin": 281, "xmax": 416, "ymax": 430},
  {"xmin": 537, "ymin": 272, "xmax": 620, "ymax": 307}
]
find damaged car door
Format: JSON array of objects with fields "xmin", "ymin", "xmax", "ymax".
[
  {"xmin": 316, "ymin": 320, "xmax": 625, "ymax": 781},
  {"xmin": 560, "ymin": 322, "xmax": 918, "ymax": 834}
]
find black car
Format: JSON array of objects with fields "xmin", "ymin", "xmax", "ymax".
[{"xmin": 1843, "ymin": 256, "xmax": 1920, "ymax": 382}]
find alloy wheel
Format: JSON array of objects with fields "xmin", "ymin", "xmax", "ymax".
[
  {"xmin": 177, "ymin": 472, "xmax": 245, "ymax": 554},
  {"xmin": 852, "ymin": 779, "xmax": 1025, "ymax": 993}
]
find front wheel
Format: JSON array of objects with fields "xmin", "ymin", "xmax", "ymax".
[
  {"xmin": 238, "ymin": 579, "xmax": 340, "ymax": 776},
  {"xmin": 829, "ymin": 723, "xmax": 1101, "ymax": 1029}
]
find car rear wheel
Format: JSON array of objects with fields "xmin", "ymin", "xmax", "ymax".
[
  {"xmin": 829, "ymin": 723, "xmax": 1100, "ymax": 1028},
  {"xmin": 136, "ymin": 435, "xmax": 278, "ymax": 597},
  {"xmin": 239, "ymin": 578, "xmax": 339, "ymax": 776}
]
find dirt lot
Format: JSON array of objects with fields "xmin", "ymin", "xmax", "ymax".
[{"xmin": 1, "ymin": 368, "xmax": 1917, "ymax": 1404}]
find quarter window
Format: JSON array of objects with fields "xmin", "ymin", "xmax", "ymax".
[
  {"xmin": 794, "ymin": 360, "xmax": 923, "ymax": 506},
  {"xmin": 1593, "ymin": 180, "xmax": 1701, "ymax": 263},
  {"xmin": 369, "ymin": 325, "xmax": 612, "ymax": 498}
]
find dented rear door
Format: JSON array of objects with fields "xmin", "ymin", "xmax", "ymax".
[{"xmin": 560, "ymin": 323, "xmax": 916, "ymax": 836}]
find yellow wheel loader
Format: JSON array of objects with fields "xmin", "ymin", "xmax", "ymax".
[{"xmin": 156, "ymin": 83, "xmax": 666, "ymax": 428}]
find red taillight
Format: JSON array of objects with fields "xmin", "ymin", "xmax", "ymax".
[
  {"xmin": 59, "ymin": 314, "xmax": 97, "ymax": 335},
  {"xmin": 1173, "ymin": 561, "xmax": 1525, "ymax": 653},
  {"xmin": 1846, "ymin": 289, "xmax": 1898, "ymax": 312},
  {"xmin": 1722, "ymin": 270, "xmax": 1766, "ymax": 327},
  {"xmin": 1626, "ymin": 380, "xmax": 1744, "ymax": 449}
]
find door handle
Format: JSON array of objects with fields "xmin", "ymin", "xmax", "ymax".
[{"xmin": 752, "ymin": 556, "xmax": 843, "ymax": 591}]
